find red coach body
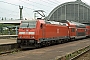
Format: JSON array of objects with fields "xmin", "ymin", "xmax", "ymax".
[
  {"xmin": 60, "ymin": 20, "xmax": 87, "ymax": 39},
  {"xmin": 83, "ymin": 23, "xmax": 90, "ymax": 37}
]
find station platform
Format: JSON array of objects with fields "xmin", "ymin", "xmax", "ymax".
[
  {"xmin": 0, "ymin": 35, "xmax": 17, "ymax": 37},
  {"xmin": 0, "ymin": 38, "xmax": 16, "ymax": 45}
]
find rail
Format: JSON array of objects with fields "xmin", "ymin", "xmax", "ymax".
[{"xmin": 56, "ymin": 45, "xmax": 90, "ymax": 60}]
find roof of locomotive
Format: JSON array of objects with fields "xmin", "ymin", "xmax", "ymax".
[
  {"xmin": 21, "ymin": 19, "xmax": 45, "ymax": 23},
  {"xmin": 21, "ymin": 19, "xmax": 68, "ymax": 26}
]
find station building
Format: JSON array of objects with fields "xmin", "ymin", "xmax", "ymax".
[{"xmin": 47, "ymin": 0, "xmax": 90, "ymax": 23}]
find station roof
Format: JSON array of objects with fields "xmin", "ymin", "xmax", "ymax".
[{"xmin": 47, "ymin": 0, "xmax": 90, "ymax": 23}]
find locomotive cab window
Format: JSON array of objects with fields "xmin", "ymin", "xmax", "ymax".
[
  {"xmin": 28, "ymin": 21, "xmax": 36, "ymax": 28},
  {"xmin": 20, "ymin": 22, "xmax": 28, "ymax": 28},
  {"xmin": 20, "ymin": 20, "xmax": 36, "ymax": 28}
]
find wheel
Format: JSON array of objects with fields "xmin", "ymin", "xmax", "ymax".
[{"xmin": 35, "ymin": 43, "xmax": 41, "ymax": 48}]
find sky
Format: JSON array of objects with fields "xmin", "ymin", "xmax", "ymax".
[{"xmin": 0, "ymin": 0, "xmax": 90, "ymax": 20}]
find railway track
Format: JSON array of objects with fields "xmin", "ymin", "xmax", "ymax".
[
  {"xmin": 56, "ymin": 38, "xmax": 90, "ymax": 60},
  {"xmin": 56, "ymin": 45, "xmax": 90, "ymax": 60},
  {"xmin": 75, "ymin": 50, "xmax": 90, "ymax": 60},
  {"xmin": 0, "ymin": 38, "xmax": 90, "ymax": 60},
  {"xmin": 1, "ymin": 45, "xmax": 90, "ymax": 60},
  {"xmin": 71, "ymin": 46, "xmax": 90, "ymax": 60}
]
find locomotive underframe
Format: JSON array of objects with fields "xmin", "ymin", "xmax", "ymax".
[{"xmin": 17, "ymin": 36, "xmax": 70, "ymax": 48}]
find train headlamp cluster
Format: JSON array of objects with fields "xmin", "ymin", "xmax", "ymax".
[{"xmin": 30, "ymin": 36, "xmax": 34, "ymax": 38}]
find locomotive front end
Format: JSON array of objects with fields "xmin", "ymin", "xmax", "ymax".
[{"xmin": 17, "ymin": 20, "xmax": 37, "ymax": 48}]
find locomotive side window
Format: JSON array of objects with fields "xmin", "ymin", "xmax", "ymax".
[{"xmin": 71, "ymin": 28, "xmax": 75, "ymax": 32}]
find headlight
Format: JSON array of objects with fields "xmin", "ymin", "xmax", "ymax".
[
  {"xmin": 20, "ymin": 36, "xmax": 22, "ymax": 38},
  {"xmin": 30, "ymin": 36, "xmax": 34, "ymax": 38}
]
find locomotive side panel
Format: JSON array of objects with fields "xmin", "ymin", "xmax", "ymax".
[{"xmin": 44, "ymin": 24, "xmax": 68, "ymax": 39}]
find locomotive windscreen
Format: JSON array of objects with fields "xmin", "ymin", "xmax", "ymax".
[{"xmin": 20, "ymin": 20, "xmax": 36, "ymax": 28}]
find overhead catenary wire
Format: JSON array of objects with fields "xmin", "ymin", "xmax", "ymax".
[
  {"xmin": 20, "ymin": 0, "xmax": 44, "ymax": 10},
  {"xmin": 20, "ymin": 0, "xmax": 49, "ymax": 12},
  {"xmin": 0, "ymin": 7, "xmax": 19, "ymax": 13},
  {"xmin": 0, "ymin": 0, "xmax": 44, "ymax": 19},
  {"xmin": 0, "ymin": 0, "xmax": 60, "ymax": 12},
  {"xmin": 40, "ymin": 0, "xmax": 57, "ymax": 5},
  {"xmin": 47, "ymin": 0, "xmax": 59, "ymax": 4},
  {"xmin": 0, "ymin": 8, "xmax": 18, "ymax": 16},
  {"xmin": 0, "ymin": 1, "xmax": 19, "ymax": 6},
  {"xmin": 0, "ymin": 10, "xmax": 18, "ymax": 19},
  {"xmin": 20, "ymin": 0, "xmax": 52, "ymax": 18},
  {"xmin": 0, "ymin": 0, "xmax": 61, "ymax": 19},
  {"xmin": 25, "ymin": 0, "xmax": 53, "ymax": 8},
  {"xmin": 22, "ymin": 8, "xmax": 33, "ymax": 19},
  {"xmin": 0, "ymin": 1, "xmax": 35, "ymax": 10},
  {"xmin": 55, "ymin": 0, "xmax": 61, "ymax": 4},
  {"xmin": 0, "ymin": 9, "xmax": 18, "ymax": 19}
]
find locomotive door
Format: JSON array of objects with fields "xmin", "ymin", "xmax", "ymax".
[{"xmin": 40, "ymin": 23, "xmax": 45, "ymax": 39}]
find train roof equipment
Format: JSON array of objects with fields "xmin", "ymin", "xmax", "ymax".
[{"xmin": 60, "ymin": 20, "xmax": 86, "ymax": 28}]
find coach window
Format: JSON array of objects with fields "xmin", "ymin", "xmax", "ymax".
[{"xmin": 71, "ymin": 28, "xmax": 75, "ymax": 32}]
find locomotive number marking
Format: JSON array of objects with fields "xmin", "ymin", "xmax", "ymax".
[{"xmin": 57, "ymin": 29, "xmax": 59, "ymax": 33}]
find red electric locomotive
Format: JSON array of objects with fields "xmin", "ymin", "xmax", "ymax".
[{"xmin": 17, "ymin": 19, "xmax": 69, "ymax": 48}]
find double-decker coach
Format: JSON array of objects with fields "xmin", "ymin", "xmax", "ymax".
[{"xmin": 60, "ymin": 20, "xmax": 87, "ymax": 40}]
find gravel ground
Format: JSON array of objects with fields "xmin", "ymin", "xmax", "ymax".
[
  {"xmin": 0, "ymin": 38, "xmax": 90, "ymax": 60},
  {"xmin": 76, "ymin": 50, "xmax": 90, "ymax": 60}
]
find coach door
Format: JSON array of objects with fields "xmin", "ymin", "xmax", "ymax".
[{"xmin": 69, "ymin": 27, "xmax": 76, "ymax": 37}]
